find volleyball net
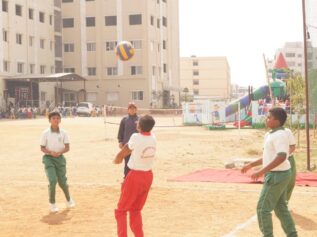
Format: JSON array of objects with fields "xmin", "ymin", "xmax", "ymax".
[{"xmin": 103, "ymin": 105, "xmax": 184, "ymax": 127}]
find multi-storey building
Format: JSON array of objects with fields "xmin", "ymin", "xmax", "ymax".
[
  {"xmin": 60, "ymin": 0, "xmax": 180, "ymax": 108},
  {"xmin": 0, "ymin": 0, "xmax": 59, "ymax": 109},
  {"xmin": 180, "ymin": 56, "xmax": 231, "ymax": 101},
  {"xmin": 267, "ymin": 42, "xmax": 317, "ymax": 76}
]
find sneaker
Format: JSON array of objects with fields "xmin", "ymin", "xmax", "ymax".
[
  {"xmin": 50, "ymin": 203, "xmax": 59, "ymax": 213},
  {"xmin": 67, "ymin": 198, "xmax": 75, "ymax": 208}
]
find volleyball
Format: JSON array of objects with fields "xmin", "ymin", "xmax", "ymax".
[{"xmin": 116, "ymin": 41, "xmax": 135, "ymax": 61}]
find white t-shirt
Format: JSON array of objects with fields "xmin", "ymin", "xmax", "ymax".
[
  {"xmin": 40, "ymin": 128, "xmax": 70, "ymax": 153},
  {"xmin": 263, "ymin": 129, "xmax": 290, "ymax": 171},
  {"xmin": 127, "ymin": 133, "xmax": 157, "ymax": 171},
  {"xmin": 285, "ymin": 128, "xmax": 296, "ymax": 155}
]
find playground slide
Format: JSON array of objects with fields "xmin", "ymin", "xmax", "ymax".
[{"xmin": 225, "ymin": 85, "xmax": 269, "ymax": 117}]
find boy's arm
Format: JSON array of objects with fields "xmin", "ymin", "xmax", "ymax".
[
  {"xmin": 57, "ymin": 144, "xmax": 70, "ymax": 156},
  {"xmin": 241, "ymin": 158, "xmax": 263, "ymax": 173},
  {"xmin": 251, "ymin": 153, "xmax": 287, "ymax": 181},
  {"xmin": 113, "ymin": 144, "xmax": 132, "ymax": 164},
  {"xmin": 41, "ymin": 146, "xmax": 52, "ymax": 155},
  {"xmin": 289, "ymin": 145, "xmax": 296, "ymax": 155}
]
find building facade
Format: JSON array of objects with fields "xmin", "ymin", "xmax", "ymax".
[
  {"xmin": 267, "ymin": 42, "xmax": 317, "ymax": 76},
  {"xmin": 180, "ymin": 56, "xmax": 231, "ymax": 101},
  {"xmin": 60, "ymin": 0, "xmax": 180, "ymax": 108},
  {"xmin": 0, "ymin": 0, "xmax": 59, "ymax": 109}
]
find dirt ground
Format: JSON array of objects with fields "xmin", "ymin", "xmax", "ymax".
[{"xmin": 0, "ymin": 117, "xmax": 316, "ymax": 237}]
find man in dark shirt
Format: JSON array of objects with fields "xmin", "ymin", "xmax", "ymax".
[{"xmin": 117, "ymin": 102, "xmax": 139, "ymax": 178}]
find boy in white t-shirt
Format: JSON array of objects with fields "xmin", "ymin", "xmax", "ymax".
[
  {"xmin": 113, "ymin": 115, "xmax": 156, "ymax": 237},
  {"xmin": 241, "ymin": 108, "xmax": 297, "ymax": 237},
  {"xmin": 40, "ymin": 112, "xmax": 75, "ymax": 212}
]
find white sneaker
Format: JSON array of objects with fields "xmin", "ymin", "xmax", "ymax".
[
  {"xmin": 50, "ymin": 203, "xmax": 59, "ymax": 213},
  {"xmin": 67, "ymin": 198, "xmax": 75, "ymax": 208}
]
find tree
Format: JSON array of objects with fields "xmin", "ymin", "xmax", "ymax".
[{"xmin": 286, "ymin": 73, "xmax": 305, "ymax": 114}]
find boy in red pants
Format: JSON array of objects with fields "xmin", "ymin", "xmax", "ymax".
[{"xmin": 113, "ymin": 115, "xmax": 156, "ymax": 237}]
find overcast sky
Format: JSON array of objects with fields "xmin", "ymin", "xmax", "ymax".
[{"xmin": 179, "ymin": 0, "xmax": 304, "ymax": 87}]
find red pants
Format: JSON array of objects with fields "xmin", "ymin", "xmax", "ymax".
[{"xmin": 115, "ymin": 170, "xmax": 153, "ymax": 237}]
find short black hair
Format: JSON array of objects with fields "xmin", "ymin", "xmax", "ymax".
[
  {"xmin": 269, "ymin": 107, "xmax": 287, "ymax": 126},
  {"xmin": 48, "ymin": 111, "xmax": 61, "ymax": 120},
  {"xmin": 139, "ymin": 115, "xmax": 155, "ymax": 132}
]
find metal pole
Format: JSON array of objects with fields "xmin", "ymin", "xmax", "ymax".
[
  {"xmin": 302, "ymin": 0, "xmax": 311, "ymax": 170},
  {"xmin": 263, "ymin": 54, "xmax": 274, "ymax": 105}
]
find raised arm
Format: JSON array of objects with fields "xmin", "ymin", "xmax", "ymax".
[{"xmin": 113, "ymin": 144, "xmax": 132, "ymax": 164}]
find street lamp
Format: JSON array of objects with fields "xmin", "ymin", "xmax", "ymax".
[{"xmin": 183, "ymin": 87, "xmax": 189, "ymax": 102}]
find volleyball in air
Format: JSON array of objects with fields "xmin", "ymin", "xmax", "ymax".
[{"xmin": 116, "ymin": 41, "xmax": 135, "ymax": 61}]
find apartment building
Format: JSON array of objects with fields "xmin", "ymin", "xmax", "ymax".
[
  {"xmin": 267, "ymin": 42, "xmax": 317, "ymax": 76},
  {"xmin": 60, "ymin": 0, "xmax": 180, "ymax": 108},
  {"xmin": 180, "ymin": 56, "xmax": 231, "ymax": 101},
  {"xmin": 0, "ymin": 0, "xmax": 61, "ymax": 109}
]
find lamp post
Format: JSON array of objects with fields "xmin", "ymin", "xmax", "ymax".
[{"xmin": 183, "ymin": 87, "xmax": 189, "ymax": 102}]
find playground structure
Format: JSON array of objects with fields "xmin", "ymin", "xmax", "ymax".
[{"xmin": 182, "ymin": 53, "xmax": 292, "ymax": 128}]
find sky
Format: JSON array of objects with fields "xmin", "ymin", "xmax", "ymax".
[{"xmin": 179, "ymin": 0, "xmax": 304, "ymax": 87}]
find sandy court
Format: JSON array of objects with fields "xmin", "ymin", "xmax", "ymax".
[{"xmin": 0, "ymin": 117, "xmax": 317, "ymax": 237}]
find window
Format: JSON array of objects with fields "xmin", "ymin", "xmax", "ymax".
[
  {"xmin": 152, "ymin": 66, "xmax": 156, "ymax": 76},
  {"xmin": 49, "ymin": 15, "xmax": 53, "ymax": 25},
  {"xmin": 29, "ymin": 36, "xmax": 34, "ymax": 46},
  {"xmin": 2, "ymin": 1, "xmax": 8, "ymax": 12},
  {"xmin": 193, "ymin": 89, "xmax": 199, "ymax": 96},
  {"xmin": 150, "ymin": 16, "xmax": 154, "ymax": 26},
  {"xmin": 62, "ymin": 0, "xmax": 73, "ymax": 2},
  {"xmin": 162, "ymin": 0, "xmax": 166, "ymax": 2},
  {"xmin": 132, "ymin": 91, "xmax": 144, "ymax": 101},
  {"xmin": 86, "ymin": 0, "xmax": 95, "ymax": 1},
  {"xmin": 63, "ymin": 18, "xmax": 74, "ymax": 28},
  {"xmin": 193, "ymin": 60, "xmax": 198, "ymax": 66},
  {"xmin": 285, "ymin": 52, "xmax": 295, "ymax": 58},
  {"xmin": 87, "ymin": 42, "xmax": 96, "ymax": 51},
  {"xmin": 50, "ymin": 41, "xmax": 53, "ymax": 50},
  {"xmin": 193, "ymin": 79, "xmax": 199, "ymax": 85},
  {"xmin": 162, "ymin": 40, "xmax": 166, "ymax": 50},
  {"xmin": 130, "ymin": 40, "xmax": 142, "ymax": 49},
  {"xmin": 3, "ymin": 61, "xmax": 9, "ymax": 72},
  {"xmin": 40, "ymin": 39, "xmax": 45, "ymax": 49},
  {"xmin": 157, "ymin": 19, "xmax": 160, "ymax": 28},
  {"xmin": 29, "ymin": 8, "xmax": 34, "ymax": 19},
  {"xmin": 64, "ymin": 68, "xmax": 75, "ymax": 73},
  {"xmin": 297, "ymin": 54, "xmax": 302, "ymax": 58},
  {"xmin": 86, "ymin": 17, "xmax": 95, "ymax": 27},
  {"xmin": 162, "ymin": 16, "xmax": 167, "ymax": 27},
  {"xmin": 16, "ymin": 34, "xmax": 22, "ymax": 44},
  {"xmin": 88, "ymin": 67, "xmax": 96, "ymax": 76},
  {"xmin": 106, "ymin": 41, "xmax": 117, "ymax": 51},
  {"xmin": 106, "ymin": 67, "xmax": 118, "ymax": 76},
  {"xmin": 193, "ymin": 70, "xmax": 199, "ymax": 76},
  {"xmin": 131, "ymin": 66, "xmax": 142, "ymax": 75},
  {"xmin": 15, "ymin": 4, "xmax": 22, "ymax": 16},
  {"xmin": 163, "ymin": 64, "xmax": 167, "ymax": 73},
  {"xmin": 40, "ymin": 65, "xmax": 46, "ymax": 74},
  {"xmin": 39, "ymin": 12, "xmax": 45, "ymax": 23},
  {"xmin": 129, "ymin": 14, "xmax": 142, "ymax": 25},
  {"xmin": 30, "ymin": 64, "xmax": 35, "ymax": 74},
  {"xmin": 17, "ymin": 62, "xmax": 24, "ymax": 73},
  {"xmin": 298, "ymin": 63, "xmax": 302, "ymax": 67},
  {"xmin": 3, "ymin": 30, "xmax": 8, "ymax": 42},
  {"xmin": 105, "ymin": 16, "xmax": 117, "ymax": 26},
  {"xmin": 64, "ymin": 43, "xmax": 74, "ymax": 52}
]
